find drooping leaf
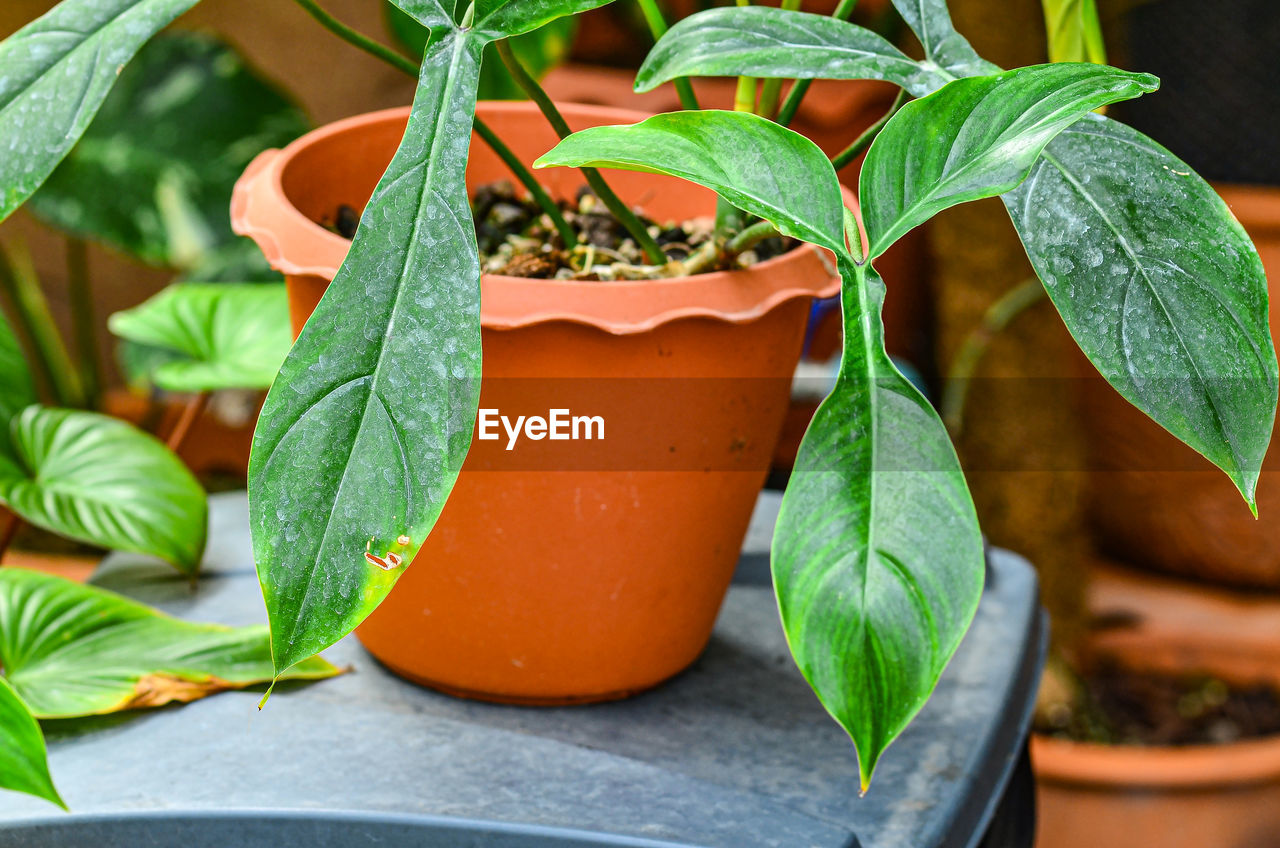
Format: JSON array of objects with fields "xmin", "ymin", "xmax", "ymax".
[
  {"xmin": 0, "ymin": 569, "xmax": 339, "ymax": 718},
  {"xmin": 250, "ymin": 29, "xmax": 486, "ymax": 676},
  {"xmin": 0, "ymin": 407, "xmax": 207, "ymax": 573},
  {"xmin": 1005, "ymin": 114, "xmax": 1278, "ymax": 507},
  {"xmin": 774, "ymin": 260, "xmax": 983, "ymax": 791},
  {"xmin": 0, "ymin": 0, "xmax": 205, "ymax": 224},
  {"xmin": 1041, "ymin": 0, "xmax": 1106, "ymax": 65},
  {"xmin": 0, "ymin": 309, "xmax": 37, "ymax": 439},
  {"xmin": 635, "ymin": 7, "xmax": 948, "ymax": 98},
  {"xmin": 0, "ymin": 677, "xmax": 62, "ymax": 809},
  {"xmin": 536, "ymin": 110, "xmax": 845, "ymax": 252},
  {"xmin": 859, "ymin": 63, "xmax": 1158, "ymax": 257},
  {"xmin": 889, "ymin": 0, "xmax": 999, "ymax": 78},
  {"xmin": 108, "ymin": 283, "xmax": 292, "ymax": 393},
  {"xmin": 26, "ymin": 32, "xmax": 309, "ymax": 269}
]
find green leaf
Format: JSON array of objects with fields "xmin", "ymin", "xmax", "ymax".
[
  {"xmin": 0, "ymin": 677, "xmax": 63, "ymax": 809},
  {"xmin": 1042, "ymin": 0, "xmax": 1106, "ymax": 65},
  {"xmin": 0, "ymin": 407, "xmax": 207, "ymax": 573},
  {"xmin": 889, "ymin": 0, "xmax": 999, "ymax": 78},
  {"xmin": 536, "ymin": 110, "xmax": 845, "ymax": 252},
  {"xmin": 635, "ymin": 7, "xmax": 948, "ymax": 98},
  {"xmin": 0, "ymin": 0, "xmax": 204, "ymax": 225},
  {"xmin": 250, "ymin": 30, "xmax": 486, "ymax": 676},
  {"xmin": 26, "ymin": 32, "xmax": 309, "ymax": 269},
  {"xmin": 773, "ymin": 259, "xmax": 983, "ymax": 791},
  {"xmin": 108, "ymin": 283, "xmax": 291, "ymax": 393},
  {"xmin": 0, "ymin": 568, "xmax": 340, "ymax": 718},
  {"xmin": 859, "ymin": 63, "xmax": 1158, "ymax": 258},
  {"xmin": 0, "ymin": 309, "xmax": 37, "ymax": 438},
  {"xmin": 1005, "ymin": 114, "xmax": 1279, "ymax": 507},
  {"xmin": 473, "ymin": 0, "xmax": 619, "ymax": 40}
]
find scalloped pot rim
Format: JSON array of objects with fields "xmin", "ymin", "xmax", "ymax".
[{"xmin": 231, "ymin": 102, "xmax": 846, "ymax": 336}]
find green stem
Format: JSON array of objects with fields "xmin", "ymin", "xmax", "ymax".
[
  {"xmin": 777, "ymin": 0, "xmax": 860, "ymax": 127},
  {"xmin": 496, "ymin": 39, "xmax": 667, "ymax": 264},
  {"xmin": 830, "ymin": 88, "xmax": 906, "ymax": 172},
  {"xmin": 65, "ymin": 237, "xmax": 100, "ymax": 410},
  {"xmin": 756, "ymin": 0, "xmax": 802, "ymax": 119},
  {"xmin": 0, "ymin": 240, "xmax": 83, "ymax": 408},
  {"xmin": 941, "ymin": 278, "xmax": 1046, "ymax": 436},
  {"xmin": 725, "ymin": 220, "xmax": 781, "ymax": 257},
  {"xmin": 635, "ymin": 0, "xmax": 700, "ymax": 110},
  {"xmin": 290, "ymin": 0, "xmax": 576, "ymax": 250}
]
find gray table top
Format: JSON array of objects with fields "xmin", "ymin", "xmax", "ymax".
[{"xmin": 0, "ymin": 492, "xmax": 1045, "ymax": 848}]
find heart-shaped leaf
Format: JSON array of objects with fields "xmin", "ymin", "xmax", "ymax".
[
  {"xmin": 860, "ymin": 63, "xmax": 1158, "ymax": 257},
  {"xmin": 1042, "ymin": 0, "xmax": 1106, "ymax": 65},
  {"xmin": 635, "ymin": 7, "xmax": 948, "ymax": 98},
  {"xmin": 0, "ymin": 309, "xmax": 37, "ymax": 440},
  {"xmin": 536, "ymin": 110, "xmax": 845, "ymax": 252},
  {"xmin": 889, "ymin": 0, "xmax": 999, "ymax": 78},
  {"xmin": 108, "ymin": 283, "xmax": 292, "ymax": 393},
  {"xmin": 1005, "ymin": 114, "xmax": 1279, "ymax": 507},
  {"xmin": 774, "ymin": 260, "xmax": 984, "ymax": 791},
  {"xmin": 0, "ymin": 407, "xmax": 207, "ymax": 573},
  {"xmin": 0, "ymin": 0, "xmax": 204, "ymax": 225},
  {"xmin": 250, "ymin": 30, "xmax": 486, "ymax": 676},
  {"xmin": 26, "ymin": 32, "xmax": 309, "ymax": 270},
  {"xmin": 0, "ymin": 677, "xmax": 62, "ymax": 809},
  {"xmin": 0, "ymin": 569, "xmax": 339, "ymax": 719}
]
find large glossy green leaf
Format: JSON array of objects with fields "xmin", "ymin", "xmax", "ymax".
[
  {"xmin": 536, "ymin": 110, "xmax": 845, "ymax": 251},
  {"xmin": 635, "ymin": 7, "xmax": 947, "ymax": 98},
  {"xmin": 26, "ymin": 32, "xmax": 308, "ymax": 270},
  {"xmin": 859, "ymin": 63, "xmax": 1158, "ymax": 258},
  {"xmin": 0, "ymin": 0, "xmax": 204, "ymax": 225},
  {"xmin": 473, "ymin": 0, "xmax": 618, "ymax": 39},
  {"xmin": 1042, "ymin": 0, "xmax": 1106, "ymax": 65},
  {"xmin": 889, "ymin": 0, "xmax": 998, "ymax": 78},
  {"xmin": 108, "ymin": 283, "xmax": 291, "ymax": 393},
  {"xmin": 1005, "ymin": 114, "xmax": 1278, "ymax": 506},
  {"xmin": 774, "ymin": 261, "xmax": 983, "ymax": 790},
  {"xmin": 0, "ymin": 407, "xmax": 207, "ymax": 573},
  {"xmin": 0, "ymin": 677, "xmax": 62, "ymax": 809},
  {"xmin": 0, "ymin": 310, "xmax": 37, "ymax": 439},
  {"xmin": 0, "ymin": 569, "xmax": 339, "ymax": 718},
  {"xmin": 250, "ymin": 28, "xmax": 486, "ymax": 676}
]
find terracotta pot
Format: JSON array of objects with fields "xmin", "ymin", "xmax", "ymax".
[
  {"xmin": 1034, "ymin": 628, "xmax": 1280, "ymax": 848},
  {"xmin": 102, "ymin": 388, "xmax": 259, "ymax": 479},
  {"xmin": 232, "ymin": 101, "xmax": 840, "ymax": 703},
  {"xmin": 1081, "ymin": 183, "xmax": 1280, "ymax": 589}
]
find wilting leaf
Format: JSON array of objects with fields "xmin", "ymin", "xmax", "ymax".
[
  {"xmin": 889, "ymin": 0, "xmax": 999, "ymax": 78},
  {"xmin": 108, "ymin": 283, "xmax": 292, "ymax": 393},
  {"xmin": 635, "ymin": 7, "xmax": 948, "ymax": 98},
  {"xmin": 859, "ymin": 63, "xmax": 1157, "ymax": 257},
  {"xmin": 0, "ymin": 677, "xmax": 62, "ymax": 809},
  {"xmin": 0, "ymin": 568, "xmax": 339, "ymax": 718},
  {"xmin": 0, "ymin": 407, "xmax": 207, "ymax": 573},
  {"xmin": 26, "ymin": 32, "xmax": 309, "ymax": 269},
  {"xmin": 1041, "ymin": 0, "xmax": 1106, "ymax": 65},
  {"xmin": 0, "ymin": 0, "xmax": 205, "ymax": 224},
  {"xmin": 536, "ymin": 110, "xmax": 845, "ymax": 251},
  {"xmin": 1005, "ymin": 114, "xmax": 1278, "ymax": 506}
]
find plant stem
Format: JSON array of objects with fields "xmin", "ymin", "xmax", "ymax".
[
  {"xmin": 830, "ymin": 88, "xmax": 907, "ymax": 172},
  {"xmin": 0, "ymin": 240, "xmax": 84, "ymax": 408},
  {"xmin": 65, "ymin": 237, "xmax": 100, "ymax": 410},
  {"xmin": 635, "ymin": 0, "xmax": 700, "ymax": 110},
  {"xmin": 166, "ymin": 393, "xmax": 208, "ymax": 453},
  {"xmin": 756, "ymin": 0, "xmax": 802, "ymax": 119},
  {"xmin": 289, "ymin": 0, "xmax": 577, "ymax": 253},
  {"xmin": 777, "ymin": 0, "xmax": 860, "ymax": 127},
  {"xmin": 725, "ymin": 219, "xmax": 781, "ymax": 257},
  {"xmin": 941, "ymin": 277, "xmax": 1046, "ymax": 436},
  {"xmin": 496, "ymin": 39, "xmax": 667, "ymax": 264},
  {"xmin": 0, "ymin": 513, "xmax": 21, "ymax": 564}
]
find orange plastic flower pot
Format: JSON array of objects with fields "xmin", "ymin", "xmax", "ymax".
[{"xmin": 232, "ymin": 101, "xmax": 841, "ymax": 704}]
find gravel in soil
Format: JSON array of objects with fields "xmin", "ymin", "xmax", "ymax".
[{"xmin": 320, "ymin": 180, "xmax": 797, "ymax": 280}]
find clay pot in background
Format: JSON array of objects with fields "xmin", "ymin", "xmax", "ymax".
[
  {"xmin": 1083, "ymin": 185, "xmax": 1280, "ymax": 589},
  {"xmin": 232, "ymin": 102, "xmax": 841, "ymax": 704},
  {"xmin": 103, "ymin": 389, "xmax": 260, "ymax": 481}
]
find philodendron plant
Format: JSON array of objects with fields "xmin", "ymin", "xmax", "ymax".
[{"xmin": 3, "ymin": 0, "xmax": 1274, "ymax": 797}]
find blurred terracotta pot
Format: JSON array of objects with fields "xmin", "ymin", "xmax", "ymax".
[
  {"xmin": 1035, "ymin": 629, "xmax": 1280, "ymax": 848},
  {"xmin": 232, "ymin": 101, "xmax": 841, "ymax": 703},
  {"xmin": 1082, "ymin": 184, "xmax": 1280, "ymax": 589},
  {"xmin": 103, "ymin": 388, "xmax": 259, "ymax": 479}
]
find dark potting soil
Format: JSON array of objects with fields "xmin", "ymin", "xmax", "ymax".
[
  {"xmin": 1038, "ymin": 663, "xmax": 1280, "ymax": 747},
  {"xmin": 319, "ymin": 181, "xmax": 797, "ymax": 281}
]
